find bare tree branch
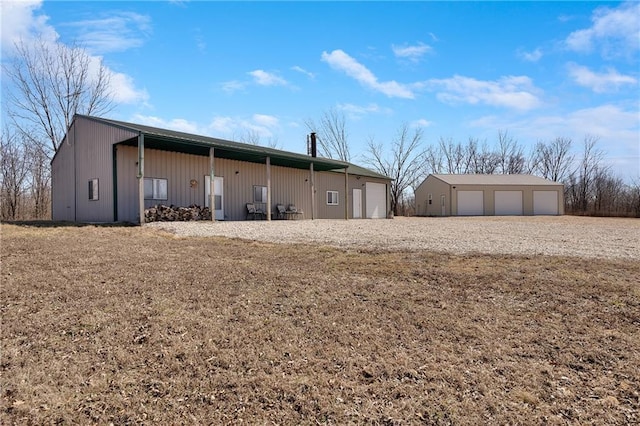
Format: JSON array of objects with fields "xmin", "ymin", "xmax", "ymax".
[{"xmin": 305, "ymin": 108, "xmax": 351, "ymax": 161}]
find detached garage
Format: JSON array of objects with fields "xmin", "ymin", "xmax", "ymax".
[{"xmin": 414, "ymin": 174, "xmax": 564, "ymax": 216}]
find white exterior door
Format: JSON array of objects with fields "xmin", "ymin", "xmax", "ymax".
[
  {"xmin": 365, "ymin": 182, "xmax": 386, "ymax": 219},
  {"xmin": 441, "ymin": 195, "xmax": 446, "ymax": 216},
  {"xmin": 533, "ymin": 190, "xmax": 559, "ymax": 215},
  {"xmin": 353, "ymin": 188, "xmax": 362, "ymax": 219},
  {"xmin": 457, "ymin": 190, "xmax": 484, "ymax": 216},
  {"xmin": 204, "ymin": 175, "xmax": 224, "ymax": 220},
  {"xmin": 495, "ymin": 191, "xmax": 523, "ymax": 215}
]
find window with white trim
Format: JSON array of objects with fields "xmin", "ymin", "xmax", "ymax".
[
  {"xmin": 144, "ymin": 178, "xmax": 168, "ymax": 200},
  {"xmin": 253, "ymin": 185, "xmax": 267, "ymax": 203},
  {"xmin": 88, "ymin": 178, "xmax": 99, "ymax": 201},
  {"xmin": 428, "ymin": 193, "xmax": 432, "ymax": 205},
  {"xmin": 326, "ymin": 190, "xmax": 339, "ymax": 205}
]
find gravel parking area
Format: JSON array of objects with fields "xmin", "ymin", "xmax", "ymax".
[{"xmin": 147, "ymin": 216, "xmax": 640, "ymax": 260}]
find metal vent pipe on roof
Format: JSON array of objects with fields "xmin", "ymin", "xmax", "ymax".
[{"xmin": 308, "ymin": 132, "xmax": 317, "ymax": 157}]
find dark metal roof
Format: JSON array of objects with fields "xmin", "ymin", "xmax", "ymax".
[{"xmin": 77, "ymin": 114, "xmax": 351, "ymax": 172}]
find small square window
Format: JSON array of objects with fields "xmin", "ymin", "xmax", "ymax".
[
  {"xmin": 144, "ymin": 178, "xmax": 168, "ymax": 200},
  {"xmin": 327, "ymin": 190, "xmax": 339, "ymax": 205},
  {"xmin": 88, "ymin": 178, "xmax": 99, "ymax": 201}
]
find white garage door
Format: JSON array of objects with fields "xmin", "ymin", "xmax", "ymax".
[
  {"xmin": 457, "ymin": 191, "xmax": 484, "ymax": 216},
  {"xmin": 365, "ymin": 182, "xmax": 386, "ymax": 219},
  {"xmin": 495, "ymin": 191, "xmax": 523, "ymax": 215},
  {"xmin": 533, "ymin": 191, "xmax": 559, "ymax": 215}
]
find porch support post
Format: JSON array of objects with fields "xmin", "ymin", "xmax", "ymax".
[
  {"xmin": 344, "ymin": 167, "xmax": 349, "ymax": 220},
  {"xmin": 310, "ymin": 162, "xmax": 315, "ymax": 220},
  {"xmin": 266, "ymin": 156, "xmax": 271, "ymax": 221},
  {"xmin": 137, "ymin": 132, "xmax": 145, "ymax": 225},
  {"xmin": 209, "ymin": 147, "xmax": 215, "ymax": 221}
]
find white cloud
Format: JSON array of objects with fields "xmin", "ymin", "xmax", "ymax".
[
  {"xmin": 63, "ymin": 11, "xmax": 151, "ymax": 54},
  {"xmin": 519, "ymin": 47, "xmax": 543, "ymax": 62},
  {"xmin": 392, "ymin": 42, "xmax": 432, "ymax": 62},
  {"xmin": 252, "ymin": 114, "xmax": 279, "ymax": 128},
  {"xmin": 412, "ymin": 118, "xmax": 433, "ymax": 128},
  {"xmin": 108, "ymin": 70, "xmax": 149, "ymax": 104},
  {"xmin": 132, "ymin": 114, "xmax": 201, "ymax": 134},
  {"xmin": 565, "ymin": 2, "xmax": 640, "ymax": 57},
  {"xmin": 470, "ymin": 104, "xmax": 639, "ymax": 157},
  {"xmin": 321, "ymin": 49, "xmax": 415, "ymax": 99},
  {"xmin": 567, "ymin": 63, "xmax": 637, "ymax": 93},
  {"xmin": 291, "ymin": 65, "xmax": 315, "ymax": 79},
  {"xmin": 337, "ymin": 102, "xmax": 392, "ymax": 119},
  {"xmin": 208, "ymin": 114, "xmax": 279, "ymax": 139},
  {"xmin": 0, "ymin": 0, "xmax": 57, "ymax": 53},
  {"xmin": 1, "ymin": 1, "xmax": 148, "ymax": 109},
  {"xmin": 425, "ymin": 75, "xmax": 543, "ymax": 111},
  {"xmin": 221, "ymin": 80, "xmax": 246, "ymax": 94},
  {"xmin": 248, "ymin": 70, "xmax": 288, "ymax": 86}
]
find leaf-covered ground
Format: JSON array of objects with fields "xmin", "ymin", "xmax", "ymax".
[{"xmin": 1, "ymin": 223, "xmax": 638, "ymax": 424}]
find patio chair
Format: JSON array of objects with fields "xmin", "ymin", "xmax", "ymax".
[
  {"xmin": 275, "ymin": 204, "xmax": 286, "ymax": 220},
  {"xmin": 246, "ymin": 203, "xmax": 265, "ymax": 220},
  {"xmin": 286, "ymin": 204, "xmax": 304, "ymax": 220}
]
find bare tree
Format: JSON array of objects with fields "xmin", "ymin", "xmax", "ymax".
[
  {"xmin": 235, "ymin": 129, "xmax": 280, "ymax": 149},
  {"xmin": 531, "ymin": 137, "xmax": 574, "ymax": 182},
  {"xmin": 567, "ymin": 136, "xmax": 606, "ymax": 212},
  {"xmin": 496, "ymin": 130, "xmax": 525, "ymax": 174},
  {"xmin": 364, "ymin": 124, "xmax": 426, "ymax": 216},
  {"xmin": 438, "ymin": 137, "xmax": 467, "ymax": 174},
  {"xmin": 28, "ymin": 143, "xmax": 51, "ymax": 219},
  {"xmin": 5, "ymin": 37, "xmax": 114, "ymax": 157},
  {"xmin": 305, "ymin": 108, "xmax": 351, "ymax": 161},
  {"xmin": 0, "ymin": 129, "xmax": 30, "ymax": 220}
]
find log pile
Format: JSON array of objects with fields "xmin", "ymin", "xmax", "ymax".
[{"xmin": 144, "ymin": 204, "xmax": 211, "ymax": 222}]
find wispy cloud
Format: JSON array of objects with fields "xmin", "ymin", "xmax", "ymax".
[
  {"xmin": 132, "ymin": 114, "xmax": 201, "ymax": 134},
  {"xmin": 424, "ymin": 75, "xmax": 543, "ymax": 111},
  {"xmin": 567, "ymin": 63, "xmax": 637, "ymax": 93},
  {"xmin": 248, "ymin": 70, "xmax": 288, "ymax": 86},
  {"xmin": 337, "ymin": 102, "xmax": 392, "ymax": 119},
  {"xmin": 392, "ymin": 42, "xmax": 432, "ymax": 62},
  {"xmin": 412, "ymin": 118, "xmax": 433, "ymax": 128},
  {"xmin": 220, "ymin": 80, "xmax": 246, "ymax": 94},
  {"xmin": 518, "ymin": 47, "xmax": 543, "ymax": 62},
  {"xmin": 63, "ymin": 11, "xmax": 152, "ymax": 53},
  {"xmin": 209, "ymin": 114, "xmax": 280, "ymax": 139},
  {"xmin": 291, "ymin": 65, "xmax": 315, "ymax": 79},
  {"xmin": 565, "ymin": 2, "xmax": 640, "ymax": 57},
  {"xmin": 321, "ymin": 49, "xmax": 415, "ymax": 99}
]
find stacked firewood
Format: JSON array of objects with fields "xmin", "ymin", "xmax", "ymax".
[{"xmin": 144, "ymin": 204, "xmax": 212, "ymax": 222}]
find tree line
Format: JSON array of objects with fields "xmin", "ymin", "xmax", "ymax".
[{"xmin": 307, "ymin": 110, "xmax": 639, "ymax": 218}]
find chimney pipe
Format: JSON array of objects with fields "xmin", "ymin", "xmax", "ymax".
[{"xmin": 310, "ymin": 132, "xmax": 317, "ymax": 158}]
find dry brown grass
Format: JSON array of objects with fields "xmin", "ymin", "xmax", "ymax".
[{"xmin": 1, "ymin": 223, "xmax": 638, "ymax": 425}]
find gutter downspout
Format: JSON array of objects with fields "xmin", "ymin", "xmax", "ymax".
[
  {"xmin": 344, "ymin": 168, "xmax": 349, "ymax": 220},
  {"xmin": 310, "ymin": 163, "xmax": 315, "ymax": 220}
]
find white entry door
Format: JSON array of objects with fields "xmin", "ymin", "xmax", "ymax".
[
  {"xmin": 353, "ymin": 188, "xmax": 362, "ymax": 219},
  {"xmin": 204, "ymin": 175, "xmax": 224, "ymax": 220}
]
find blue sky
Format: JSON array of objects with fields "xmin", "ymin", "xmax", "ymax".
[{"xmin": 2, "ymin": 1, "xmax": 639, "ymax": 181}]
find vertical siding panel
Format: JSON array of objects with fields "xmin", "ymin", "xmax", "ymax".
[{"xmin": 74, "ymin": 118, "xmax": 137, "ymax": 222}]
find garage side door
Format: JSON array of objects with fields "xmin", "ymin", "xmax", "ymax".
[
  {"xmin": 533, "ymin": 190, "xmax": 559, "ymax": 215},
  {"xmin": 365, "ymin": 182, "xmax": 386, "ymax": 219},
  {"xmin": 495, "ymin": 191, "xmax": 523, "ymax": 215},
  {"xmin": 457, "ymin": 190, "xmax": 484, "ymax": 216}
]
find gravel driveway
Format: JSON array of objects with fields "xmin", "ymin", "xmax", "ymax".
[{"xmin": 147, "ymin": 216, "xmax": 640, "ymax": 260}]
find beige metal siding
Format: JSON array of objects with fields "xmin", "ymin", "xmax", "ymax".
[
  {"xmin": 415, "ymin": 175, "xmax": 450, "ymax": 216},
  {"xmin": 74, "ymin": 117, "xmax": 137, "ymax": 222},
  {"xmin": 51, "ymin": 125, "xmax": 76, "ymax": 221},
  {"xmin": 116, "ymin": 147, "xmax": 317, "ymax": 221},
  {"xmin": 315, "ymin": 171, "xmax": 390, "ymax": 219}
]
